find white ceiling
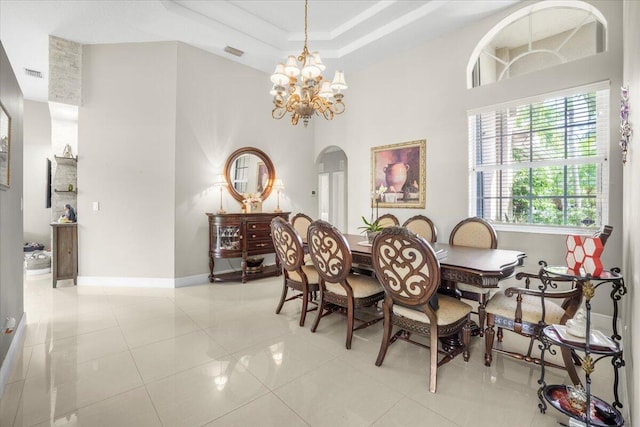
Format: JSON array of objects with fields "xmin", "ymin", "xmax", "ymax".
[{"xmin": 0, "ymin": 0, "xmax": 520, "ymax": 102}]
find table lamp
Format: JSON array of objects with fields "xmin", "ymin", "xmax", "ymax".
[
  {"xmin": 213, "ymin": 175, "xmax": 227, "ymax": 214},
  {"xmin": 273, "ymin": 179, "xmax": 284, "ymax": 213}
]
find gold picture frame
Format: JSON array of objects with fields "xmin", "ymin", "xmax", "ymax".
[
  {"xmin": 0, "ymin": 101, "xmax": 11, "ymax": 190},
  {"xmin": 371, "ymin": 139, "xmax": 426, "ymax": 209}
]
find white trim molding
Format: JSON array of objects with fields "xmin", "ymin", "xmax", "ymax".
[{"xmin": 0, "ymin": 313, "xmax": 27, "ymax": 399}]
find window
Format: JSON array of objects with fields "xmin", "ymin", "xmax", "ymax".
[
  {"xmin": 467, "ymin": 1, "xmax": 607, "ymax": 88},
  {"xmin": 468, "ymin": 82, "xmax": 609, "ymax": 232}
]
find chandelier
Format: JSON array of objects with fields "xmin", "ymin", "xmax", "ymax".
[{"xmin": 270, "ymin": 0, "xmax": 347, "ymax": 127}]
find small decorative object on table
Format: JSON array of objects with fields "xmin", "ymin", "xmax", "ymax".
[
  {"xmin": 243, "ymin": 193, "xmax": 262, "ymax": 213},
  {"xmin": 565, "ymin": 234, "xmax": 605, "ymax": 276},
  {"xmin": 358, "ymin": 216, "xmax": 383, "ymax": 244}
]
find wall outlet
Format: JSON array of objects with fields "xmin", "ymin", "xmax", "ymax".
[{"xmin": 92, "ymin": 201, "xmax": 100, "ymax": 211}]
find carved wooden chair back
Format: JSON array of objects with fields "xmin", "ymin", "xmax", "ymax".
[
  {"xmin": 372, "ymin": 227, "xmax": 472, "ymax": 393},
  {"xmin": 402, "ymin": 215, "xmax": 438, "ymax": 243},
  {"xmin": 372, "ymin": 227, "xmax": 440, "ymax": 311},
  {"xmin": 291, "ymin": 213, "xmax": 313, "ymax": 241},
  {"xmin": 449, "ymin": 217, "xmax": 497, "ymax": 249},
  {"xmin": 270, "ymin": 217, "xmax": 319, "ymax": 326},
  {"xmin": 484, "ymin": 271, "xmax": 582, "ymax": 385},
  {"xmin": 307, "ymin": 219, "xmax": 384, "ymax": 349},
  {"xmin": 376, "ymin": 214, "xmax": 399, "ymax": 228},
  {"xmin": 271, "ymin": 217, "xmax": 305, "ymax": 272},
  {"xmin": 307, "ymin": 219, "xmax": 352, "ymax": 286}
]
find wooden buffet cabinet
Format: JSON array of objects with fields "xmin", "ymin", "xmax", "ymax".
[{"xmin": 206, "ymin": 212, "xmax": 290, "ymax": 283}]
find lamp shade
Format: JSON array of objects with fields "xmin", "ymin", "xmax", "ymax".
[
  {"xmin": 311, "ymin": 52, "xmax": 326, "ymax": 71},
  {"xmin": 270, "ymin": 63, "xmax": 289, "ymax": 85},
  {"xmin": 213, "ymin": 174, "xmax": 227, "ymax": 187},
  {"xmin": 331, "ymin": 70, "xmax": 347, "ymax": 91},
  {"xmin": 318, "ymin": 81, "xmax": 333, "ymax": 99},
  {"xmin": 301, "ymin": 56, "xmax": 321, "ymax": 79},
  {"xmin": 273, "ymin": 179, "xmax": 285, "ymax": 190},
  {"xmin": 284, "ymin": 56, "xmax": 300, "ymax": 77}
]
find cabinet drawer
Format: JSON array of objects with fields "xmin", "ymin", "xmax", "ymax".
[
  {"xmin": 246, "ymin": 221, "xmax": 271, "ymax": 232},
  {"xmin": 247, "ymin": 240, "xmax": 274, "ymax": 251},
  {"xmin": 246, "ymin": 229, "xmax": 272, "ymax": 240}
]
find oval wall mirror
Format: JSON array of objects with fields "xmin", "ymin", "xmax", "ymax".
[{"xmin": 224, "ymin": 147, "xmax": 275, "ymax": 203}]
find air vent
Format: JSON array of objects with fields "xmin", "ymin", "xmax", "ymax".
[
  {"xmin": 224, "ymin": 46, "xmax": 244, "ymax": 57},
  {"xmin": 24, "ymin": 68, "xmax": 43, "ymax": 79}
]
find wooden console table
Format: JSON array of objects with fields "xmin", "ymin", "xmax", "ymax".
[
  {"xmin": 51, "ymin": 222, "xmax": 78, "ymax": 287},
  {"xmin": 206, "ymin": 212, "xmax": 290, "ymax": 283}
]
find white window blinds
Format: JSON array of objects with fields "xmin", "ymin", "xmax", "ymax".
[{"xmin": 468, "ymin": 83, "xmax": 609, "ymax": 230}]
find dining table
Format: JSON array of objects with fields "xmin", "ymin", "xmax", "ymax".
[
  {"xmin": 343, "ymin": 234, "xmax": 527, "ymax": 290},
  {"xmin": 343, "ymin": 233, "xmax": 526, "ymax": 342}
]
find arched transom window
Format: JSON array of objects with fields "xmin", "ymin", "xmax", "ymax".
[{"xmin": 468, "ymin": 1, "xmax": 607, "ymax": 88}]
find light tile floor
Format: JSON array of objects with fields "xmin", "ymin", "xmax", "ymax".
[{"xmin": 0, "ymin": 274, "xmax": 624, "ymax": 426}]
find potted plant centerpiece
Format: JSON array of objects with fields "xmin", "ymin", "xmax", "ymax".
[{"xmin": 359, "ymin": 216, "xmax": 384, "ymax": 244}]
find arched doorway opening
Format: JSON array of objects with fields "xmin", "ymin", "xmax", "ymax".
[{"xmin": 316, "ymin": 146, "xmax": 347, "ymax": 232}]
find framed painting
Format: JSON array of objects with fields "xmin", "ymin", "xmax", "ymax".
[
  {"xmin": 371, "ymin": 139, "xmax": 426, "ymax": 209},
  {"xmin": 0, "ymin": 101, "xmax": 10, "ymax": 190}
]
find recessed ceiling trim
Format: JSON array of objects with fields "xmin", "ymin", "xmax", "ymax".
[{"xmin": 337, "ymin": 0, "xmax": 448, "ymax": 57}]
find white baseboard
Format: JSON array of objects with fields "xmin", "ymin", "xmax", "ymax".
[
  {"xmin": 174, "ymin": 274, "xmax": 210, "ymax": 288},
  {"xmin": 0, "ymin": 313, "xmax": 26, "ymax": 399},
  {"xmin": 78, "ymin": 276, "xmax": 176, "ymax": 288},
  {"xmin": 78, "ymin": 273, "xmax": 218, "ymax": 288}
]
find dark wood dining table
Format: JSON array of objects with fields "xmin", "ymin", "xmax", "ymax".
[{"xmin": 343, "ymin": 234, "xmax": 527, "ymax": 290}]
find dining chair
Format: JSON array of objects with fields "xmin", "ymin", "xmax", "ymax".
[
  {"xmin": 484, "ymin": 270, "xmax": 582, "ymax": 385},
  {"xmin": 372, "ymin": 227, "xmax": 472, "ymax": 393},
  {"xmin": 402, "ymin": 214, "xmax": 438, "ymax": 243},
  {"xmin": 270, "ymin": 217, "xmax": 319, "ymax": 327},
  {"xmin": 376, "ymin": 213, "xmax": 399, "ymax": 228},
  {"xmin": 448, "ymin": 217, "xmax": 498, "ymax": 336},
  {"xmin": 306, "ymin": 219, "xmax": 385, "ymax": 349},
  {"xmin": 291, "ymin": 212, "xmax": 313, "ymax": 241}
]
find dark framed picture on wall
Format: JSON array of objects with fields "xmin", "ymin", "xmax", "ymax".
[
  {"xmin": 0, "ymin": 100, "xmax": 11, "ymax": 190},
  {"xmin": 371, "ymin": 139, "xmax": 426, "ymax": 209}
]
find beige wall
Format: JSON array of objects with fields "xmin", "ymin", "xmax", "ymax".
[
  {"xmin": 622, "ymin": 0, "xmax": 639, "ymax": 423},
  {"xmin": 23, "ymin": 100, "xmax": 51, "ymax": 245},
  {"xmin": 173, "ymin": 42, "xmax": 315, "ymax": 279},
  {"xmin": 0, "ymin": 41, "xmax": 24, "ymax": 396},
  {"xmin": 78, "ymin": 42, "xmax": 177, "ymax": 281},
  {"xmin": 314, "ymin": 0, "xmax": 623, "ymax": 316}
]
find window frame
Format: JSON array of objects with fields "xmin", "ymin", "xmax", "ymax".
[{"xmin": 468, "ymin": 81, "xmax": 610, "ymax": 235}]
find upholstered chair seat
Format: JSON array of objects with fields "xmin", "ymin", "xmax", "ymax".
[
  {"xmin": 372, "ymin": 227, "xmax": 472, "ymax": 393},
  {"xmin": 307, "ymin": 220, "xmax": 384, "ymax": 349},
  {"xmin": 271, "ymin": 217, "xmax": 320, "ymax": 327},
  {"xmin": 484, "ymin": 271, "xmax": 583, "ymax": 385}
]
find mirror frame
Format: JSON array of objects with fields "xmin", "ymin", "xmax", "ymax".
[{"xmin": 224, "ymin": 147, "xmax": 275, "ymax": 203}]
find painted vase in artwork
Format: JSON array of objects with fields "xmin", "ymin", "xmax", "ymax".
[{"xmin": 383, "ymin": 163, "xmax": 409, "ymax": 193}]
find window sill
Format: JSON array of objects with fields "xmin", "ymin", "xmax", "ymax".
[{"xmin": 493, "ymin": 223, "xmax": 598, "ymax": 236}]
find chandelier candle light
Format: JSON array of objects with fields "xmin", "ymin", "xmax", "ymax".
[
  {"xmin": 270, "ymin": 0, "xmax": 347, "ymax": 127},
  {"xmin": 213, "ymin": 174, "xmax": 227, "ymax": 214},
  {"xmin": 273, "ymin": 179, "xmax": 285, "ymax": 213}
]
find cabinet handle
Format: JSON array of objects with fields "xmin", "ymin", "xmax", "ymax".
[
  {"xmin": 255, "ymin": 243, "xmax": 267, "ymax": 247},
  {"xmin": 251, "ymin": 224, "xmax": 257, "ymax": 229},
  {"xmin": 251, "ymin": 234, "xmax": 256, "ymax": 238}
]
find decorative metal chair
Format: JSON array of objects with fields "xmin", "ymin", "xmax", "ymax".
[
  {"xmin": 307, "ymin": 220, "xmax": 385, "ymax": 349},
  {"xmin": 372, "ymin": 227, "xmax": 472, "ymax": 393},
  {"xmin": 448, "ymin": 217, "xmax": 498, "ymax": 336},
  {"xmin": 402, "ymin": 214, "xmax": 438, "ymax": 243},
  {"xmin": 484, "ymin": 270, "xmax": 582, "ymax": 385},
  {"xmin": 270, "ymin": 217, "xmax": 319, "ymax": 327},
  {"xmin": 376, "ymin": 213, "xmax": 399, "ymax": 228}
]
